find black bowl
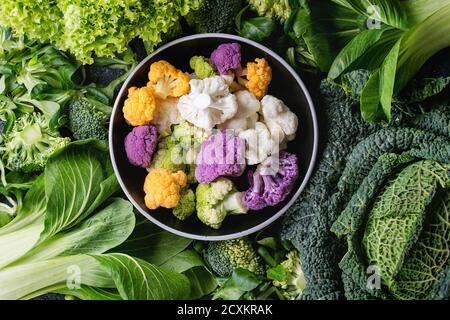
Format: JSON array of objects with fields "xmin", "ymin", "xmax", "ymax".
[{"xmin": 110, "ymin": 34, "xmax": 318, "ymax": 240}]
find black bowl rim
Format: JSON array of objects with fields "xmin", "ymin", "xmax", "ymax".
[{"xmin": 109, "ymin": 33, "xmax": 319, "ymax": 241}]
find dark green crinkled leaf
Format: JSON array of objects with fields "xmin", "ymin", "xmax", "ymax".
[
  {"xmin": 400, "ymin": 76, "xmax": 450, "ymax": 103},
  {"xmin": 390, "ymin": 190, "xmax": 450, "ymax": 299},
  {"xmin": 363, "ymin": 161, "xmax": 450, "ymax": 287}
]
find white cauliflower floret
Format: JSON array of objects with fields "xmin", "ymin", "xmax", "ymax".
[
  {"xmin": 177, "ymin": 76, "xmax": 238, "ymax": 129},
  {"xmin": 261, "ymin": 95, "xmax": 298, "ymax": 143},
  {"xmin": 218, "ymin": 90, "xmax": 261, "ymax": 132},
  {"xmin": 238, "ymin": 122, "xmax": 281, "ymax": 165},
  {"xmin": 152, "ymin": 97, "xmax": 182, "ymax": 135}
]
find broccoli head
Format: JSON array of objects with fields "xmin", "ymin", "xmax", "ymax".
[
  {"xmin": 0, "ymin": 112, "xmax": 70, "ymax": 173},
  {"xmin": 189, "ymin": 56, "xmax": 216, "ymax": 79},
  {"xmin": 150, "ymin": 121, "xmax": 210, "ymax": 178},
  {"xmin": 172, "ymin": 188, "xmax": 196, "ymax": 221},
  {"xmin": 185, "ymin": 0, "xmax": 243, "ymax": 33},
  {"xmin": 203, "ymin": 238, "xmax": 265, "ymax": 277},
  {"xmin": 148, "ymin": 136, "xmax": 185, "ymax": 172},
  {"xmin": 67, "ymin": 97, "xmax": 111, "ymax": 140},
  {"xmin": 196, "ymin": 178, "xmax": 248, "ymax": 229}
]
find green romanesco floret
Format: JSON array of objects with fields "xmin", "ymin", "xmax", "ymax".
[
  {"xmin": 172, "ymin": 121, "xmax": 210, "ymax": 150},
  {"xmin": 196, "ymin": 178, "xmax": 248, "ymax": 229},
  {"xmin": 172, "ymin": 188, "xmax": 195, "ymax": 221},
  {"xmin": 248, "ymin": 0, "xmax": 292, "ymax": 22},
  {"xmin": 189, "ymin": 56, "xmax": 216, "ymax": 79},
  {"xmin": 0, "ymin": 112, "xmax": 70, "ymax": 173},
  {"xmin": 185, "ymin": 0, "xmax": 243, "ymax": 33},
  {"xmin": 148, "ymin": 136, "xmax": 185, "ymax": 172},
  {"xmin": 67, "ymin": 97, "xmax": 112, "ymax": 140},
  {"xmin": 203, "ymin": 238, "xmax": 264, "ymax": 277},
  {"xmin": 150, "ymin": 121, "xmax": 210, "ymax": 181},
  {"xmin": 272, "ymin": 250, "xmax": 307, "ymax": 300}
]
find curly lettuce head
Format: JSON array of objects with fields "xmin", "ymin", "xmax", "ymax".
[
  {"xmin": 0, "ymin": 0, "xmax": 62, "ymax": 43},
  {"xmin": 0, "ymin": 0, "xmax": 204, "ymax": 65},
  {"xmin": 57, "ymin": 0, "xmax": 143, "ymax": 64}
]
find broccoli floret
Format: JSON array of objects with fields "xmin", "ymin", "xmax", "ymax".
[
  {"xmin": 148, "ymin": 136, "xmax": 185, "ymax": 172},
  {"xmin": 270, "ymin": 250, "xmax": 306, "ymax": 300},
  {"xmin": 196, "ymin": 178, "xmax": 247, "ymax": 229},
  {"xmin": 67, "ymin": 97, "xmax": 112, "ymax": 140},
  {"xmin": 185, "ymin": 0, "xmax": 243, "ymax": 33},
  {"xmin": 149, "ymin": 121, "xmax": 210, "ymax": 179},
  {"xmin": 172, "ymin": 188, "xmax": 195, "ymax": 221},
  {"xmin": 203, "ymin": 238, "xmax": 265, "ymax": 277},
  {"xmin": 172, "ymin": 120, "xmax": 210, "ymax": 150},
  {"xmin": 189, "ymin": 56, "xmax": 216, "ymax": 79},
  {"xmin": 0, "ymin": 112, "xmax": 70, "ymax": 173}
]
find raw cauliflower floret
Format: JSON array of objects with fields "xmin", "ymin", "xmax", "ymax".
[
  {"xmin": 238, "ymin": 58, "xmax": 272, "ymax": 100},
  {"xmin": 123, "ymin": 86, "xmax": 156, "ymax": 126},
  {"xmin": 148, "ymin": 60, "xmax": 190, "ymax": 99},
  {"xmin": 143, "ymin": 168, "xmax": 188, "ymax": 210}
]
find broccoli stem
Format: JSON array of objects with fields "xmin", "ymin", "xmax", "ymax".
[
  {"xmin": 19, "ymin": 124, "xmax": 42, "ymax": 146},
  {"xmin": 222, "ymin": 192, "xmax": 248, "ymax": 214}
]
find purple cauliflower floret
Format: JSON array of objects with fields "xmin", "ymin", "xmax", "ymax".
[
  {"xmin": 124, "ymin": 125, "xmax": 158, "ymax": 168},
  {"xmin": 243, "ymin": 151, "xmax": 299, "ymax": 210},
  {"xmin": 210, "ymin": 43, "xmax": 241, "ymax": 74},
  {"xmin": 195, "ymin": 130, "xmax": 246, "ymax": 184}
]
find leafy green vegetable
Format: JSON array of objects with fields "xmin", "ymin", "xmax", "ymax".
[
  {"xmin": 331, "ymin": 0, "xmax": 408, "ymax": 30},
  {"xmin": 282, "ymin": 73, "xmax": 450, "ymax": 300},
  {"xmin": 0, "ymin": 253, "xmax": 191, "ymax": 300},
  {"xmin": 161, "ymin": 250, "xmax": 218, "ymax": 299},
  {"xmin": 212, "ymin": 268, "xmax": 262, "ymax": 300},
  {"xmin": 0, "ymin": 141, "xmax": 196, "ymax": 300},
  {"xmin": 113, "ymin": 215, "xmax": 192, "ymax": 266},
  {"xmin": 335, "ymin": 160, "xmax": 450, "ymax": 300},
  {"xmin": 267, "ymin": 250, "xmax": 306, "ymax": 300},
  {"xmin": 284, "ymin": 0, "xmax": 365, "ymax": 72},
  {"xmin": 94, "ymin": 253, "xmax": 191, "ymax": 300},
  {"xmin": 0, "ymin": 1, "xmax": 202, "ymax": 64},
  {"xmin": 238, "ymin": 17, "xmax": 277, "ymax": 43}
]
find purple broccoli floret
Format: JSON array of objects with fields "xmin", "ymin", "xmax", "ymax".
[
  {"xmin": 210, "ymin": 43, "xmax": 241, "ymax": 74},
  {"xmin": 195, "ymin": 130, "xmax": 246, "ymax": 184},
  {"xmin": 243, "ymin": 151, "xmax": 299, "ymax": 210},
  {"xmin": 124, "ymin": 125, "xmax": 158, "ymax": 168}
]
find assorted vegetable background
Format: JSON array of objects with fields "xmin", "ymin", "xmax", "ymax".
[{"xmin": 0, "ymin": 0, "xmax": 449, "ymax": 300}]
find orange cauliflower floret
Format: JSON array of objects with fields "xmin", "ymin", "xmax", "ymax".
[
  {"xmin": 238, "ymin": 58, "xmax": 272, "ymax": 100},
  {"xmin": 148, "ymin": 60, "xmax": 190, "ymax": 99},
  {"xmin": 143, "ymin": 168, "xmax": 188, "ymax": 210},
  {"xmin": 123, "ymin": 86, "xmax": 156, "ymax": 126}
]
